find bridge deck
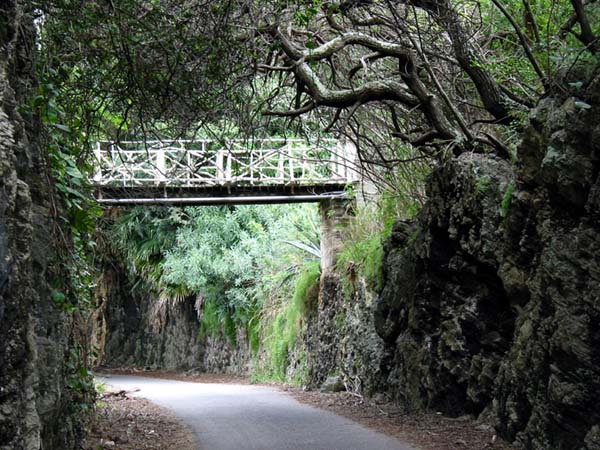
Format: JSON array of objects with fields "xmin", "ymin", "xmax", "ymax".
[
  {"xmin": 92, "ymin": 139, "xmax": 357, "ymax": 205},
  {"xmin": 95, "ymin": 184, "xmax": 349, "ymax": 205}
]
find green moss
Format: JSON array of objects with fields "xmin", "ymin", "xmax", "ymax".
[
  {"xmin": 475, "ymin": 176, "xmax": 491, "ymax": 197},
  {"xmin": 198, "ymin": 299, "xmax": 219, "ymax": 339},
  {"xmin": 501, "ymin": 182, "xmax": 515, "ymax": 219},
  {"xmin": 266, "ymin": 313, "xmax": 289, "ymax": 380},
  {"xmin": 334, "ymin": 312, "xmax": 346, "ymax": 332},
  {"xmin": 291, "ymin": 260, "xmax": 321, "ymax": 317},
  {"xmin": 247, "ymin": 315, "xmax": 261, "ymax": 355},
  {"xmin": 223, "ymin": 312, "xmax": 237, "ymax": 345}
]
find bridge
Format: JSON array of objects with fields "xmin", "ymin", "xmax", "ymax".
[{"xmin": 92, "ymin": 138, "xmax": 358, "ymax": 205}]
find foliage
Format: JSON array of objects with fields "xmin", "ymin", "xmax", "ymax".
[
  {"xmin": 36, "ymin": 0, "xmax": 255, "ymax": 140},
  {"xmin": 338, "ymin": 235, "xmax": 384, "ymax": 294},
  {"xmin": 108, "ymin": 203, "xmax": 323, "ymax": 383},
  {"xmin": 475, "ymin": 176, "xmax": 492, "ymax": 197},
  {"xmin": 335, "ymin": 197, "xmax": 406, "ymax": 294},
  {"xmin": 501, "ymin": 182, "xmax": 516, "ymax": 219},
  {"xmin": 198, "ymin": 299, "xmax": 238, "ymax": 345},
  {"xmin": 65, "ymin": 346, "xmax": 96, "ymax": 414},
  {"xmin": 23, "ymin": 70, "xmax": 103, "ymax": 314},
  {"xmin": 23, "ymin": 28, "xmax": 103, "ymax": 419},
  {"xmin": 110, "ymin": 207, "xmax": 184, "ymax": 299},
  {"xmin": 108, "ymin": 204, "xmax": 321, "ymax": 350},
  {"xmin": 292, "ymin": 260, "xmax": 321, "ymax": 317},
  {"xmin": 262, "ymin": 260, "xmax": 321, "ymax": 382}
]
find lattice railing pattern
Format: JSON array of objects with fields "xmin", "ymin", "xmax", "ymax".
[{"xmin": 93, "ymin": 139, "xmax": 358, "ymax": 187}]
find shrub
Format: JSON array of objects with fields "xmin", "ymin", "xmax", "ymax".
[{"xmin": 337, "ymin": 234, "xmax": 384, "ymax": 293}]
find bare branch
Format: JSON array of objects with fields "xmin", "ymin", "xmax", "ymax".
[
  {"xmin": 301, "ymin": 32, "xmax": 416, "ymax": 61},
  {"xmin": 273, "ymin": 27, "xmax": 461, "ymax": 146},
  {"xmin": 522, "ymin": 0, "xmax": 541, "ymax": 43},
  {"xmin": 489, "ymin": 0, "xmax": 548, "ymax": 86},
  {"xmin": 274, "ymin": 28, "xmax": 420, "ymax": 109},
  {"xmin": 569, "ymin": 0, "xmax": 598, "ymax": 53},
  {"xmin": 348, "ymin": 52, "xmax": 385, "ymax": 79},
  {"xmin": 263, "ymin": 101, "xmax": 316, "ymax": 117},
  {"xmin": 477, "ymin": 132, "xmax": 512, "ymax": 160},
  {"xmin": 558, "ymin": 0, "xmax": 599, "ymax": 39},
  {"xmin": 257, "ymin": 64, "xmax": 293, "ymax": 72},
  {"xmin": 401, "ymin": 0, "xmax": 523, "ymax": 124}
]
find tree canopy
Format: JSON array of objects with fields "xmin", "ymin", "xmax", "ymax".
[
  {"xmin": 35, "ymin": 0, "xmax": 599, "ymax": 196},
  {"xmin": 41, "ymin": 0, "xmax": 599, "ymax": 137}
]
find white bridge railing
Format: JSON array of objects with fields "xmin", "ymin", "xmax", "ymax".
[{"xmin": 93, "ymin": 138, "xmax": 358, "ymax": 188}]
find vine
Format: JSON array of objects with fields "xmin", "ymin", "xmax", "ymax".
[{"xmin": 21, "ymin": 67, "xmax": 103, "ymax": 415}]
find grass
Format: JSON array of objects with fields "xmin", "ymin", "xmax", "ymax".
[
  {"xmin": 261, "ymin": 260, "xmax": 320, "ymax": 382},
  {"xmin": 337, "ymin": 234, "xmax": 385, "ymax": 293},
  {"xmin": 247, "ymin": 313, "xmax": 261, "ymax": 355}
]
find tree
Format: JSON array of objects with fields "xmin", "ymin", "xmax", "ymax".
[
  {"xmin": 38, "ymin": 0, "xmax": 599, "ymax": 190},
  {"xmin": 253, "ymin": 0, "xmax": 598, "ymax": 160}
]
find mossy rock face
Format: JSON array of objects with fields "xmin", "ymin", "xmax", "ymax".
[
  {"xmin": 374, "ymin": 153, "xmax": 515, "ymax": 415},
  {"xmin": 298, "ymin": 69, "xmax": 600, "ymax": 449},
  {"xmin": 0, "ymin": 3, "xmax": 85, "ymax": 449},
  {"xmin": 373, "ymin": 71, "xmax": 600, "ymax": 449},
  {"xmin": 95, "ymin": 267, "xmax": 251, "ymax": 375},
  {"xmin": 320, "ymin": 375, "xmax": 345, "ymax": 393}
]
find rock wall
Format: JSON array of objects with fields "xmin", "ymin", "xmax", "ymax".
[
  {"xmin": 94, "ymin": 260, "xmax": 250, "ymax": 373},
  {"xmin": 371, "ymin": 73, "xmax": 600, "ymax": 449},
  {"xmin": 0, "ymin": 2, "xmax": 82, "ymax": 449}
]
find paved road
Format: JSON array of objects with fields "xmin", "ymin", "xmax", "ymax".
[{"xmin": 101, "ymin": 374, "xmax": 415, "ymax": 450}]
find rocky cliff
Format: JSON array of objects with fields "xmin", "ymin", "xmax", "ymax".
[
  {"xmin": 298, "ymin": 69, "xmax": 600, "ymax": 450},
  {"xmin": 0, "ymin": 2, "xmax": 83, "ymax": 449},
  {"xmin": 372, "ymin": 71, "xmax": 600, "ymax": 449},
  {"xmin": 94, "ymin": 258, "xmax": 250, "ymax": 374}
]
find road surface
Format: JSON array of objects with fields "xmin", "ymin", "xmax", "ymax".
[{"xmin": 101, "ymin": 374, "xmax": 415, "ymax": 450}]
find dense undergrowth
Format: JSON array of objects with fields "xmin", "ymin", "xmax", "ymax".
[
  {"xmin": 105, "ymin": 192, "xmax": 408, "ymax": 384},
  {"xmin": 107, "ymin": 203, "xmax": 324, "ymax": 380}
]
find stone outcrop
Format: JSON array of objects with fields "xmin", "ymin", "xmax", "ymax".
[
  {"xmin": 94, "ymin": 259, "xmax": 250, "ymax": 373},
  {"xmin": 0, "ymin": 2, "xmax": 83, "ymax": 449},
  {"xmin": 373, "ymin": 69, "xmax": 600, "ymax": 449},
  {"xmin": 305, "ymin": 273, "xmax": 389, "ymax": 394}
]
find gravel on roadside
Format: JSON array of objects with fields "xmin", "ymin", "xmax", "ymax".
[{"xmin": 283, "ymin": 387, "xmax": 517, "ymax": 450}]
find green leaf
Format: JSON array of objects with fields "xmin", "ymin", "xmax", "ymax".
[
  {"xmin": 51, "ymin": 123, "xmax": 71, "ymax": 132},
  {"xmin": 65, "ymin": 165, "xmax": 83, "ymax": 179},
  {"xmin": 51, "ymin": 291, "xmax": 66, "ymax": 304},
  {"xmin": 574, "ymin": 100, "xmax": 592, "ymax": 110},
  {"xmin": 63, "ymin": 185, "xmax": 88, "ymax": 200}
]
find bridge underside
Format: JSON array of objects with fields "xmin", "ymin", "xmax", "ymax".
[{"xmin": 95, "ymin": 184, "xmax": 349, "ymax": 205}]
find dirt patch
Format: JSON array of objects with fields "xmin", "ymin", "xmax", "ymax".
[
  {"xmin": 82, "ymin": 389, "xmax": 196, "ymax": 450},
  {"xmin": 284, "ymin": 388, "xmax": 516, "ymax": 450}
]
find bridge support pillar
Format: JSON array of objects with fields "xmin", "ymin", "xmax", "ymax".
[{"xmin": 319, "ymin": 198, "xmax": 352, "ymax": 273}]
